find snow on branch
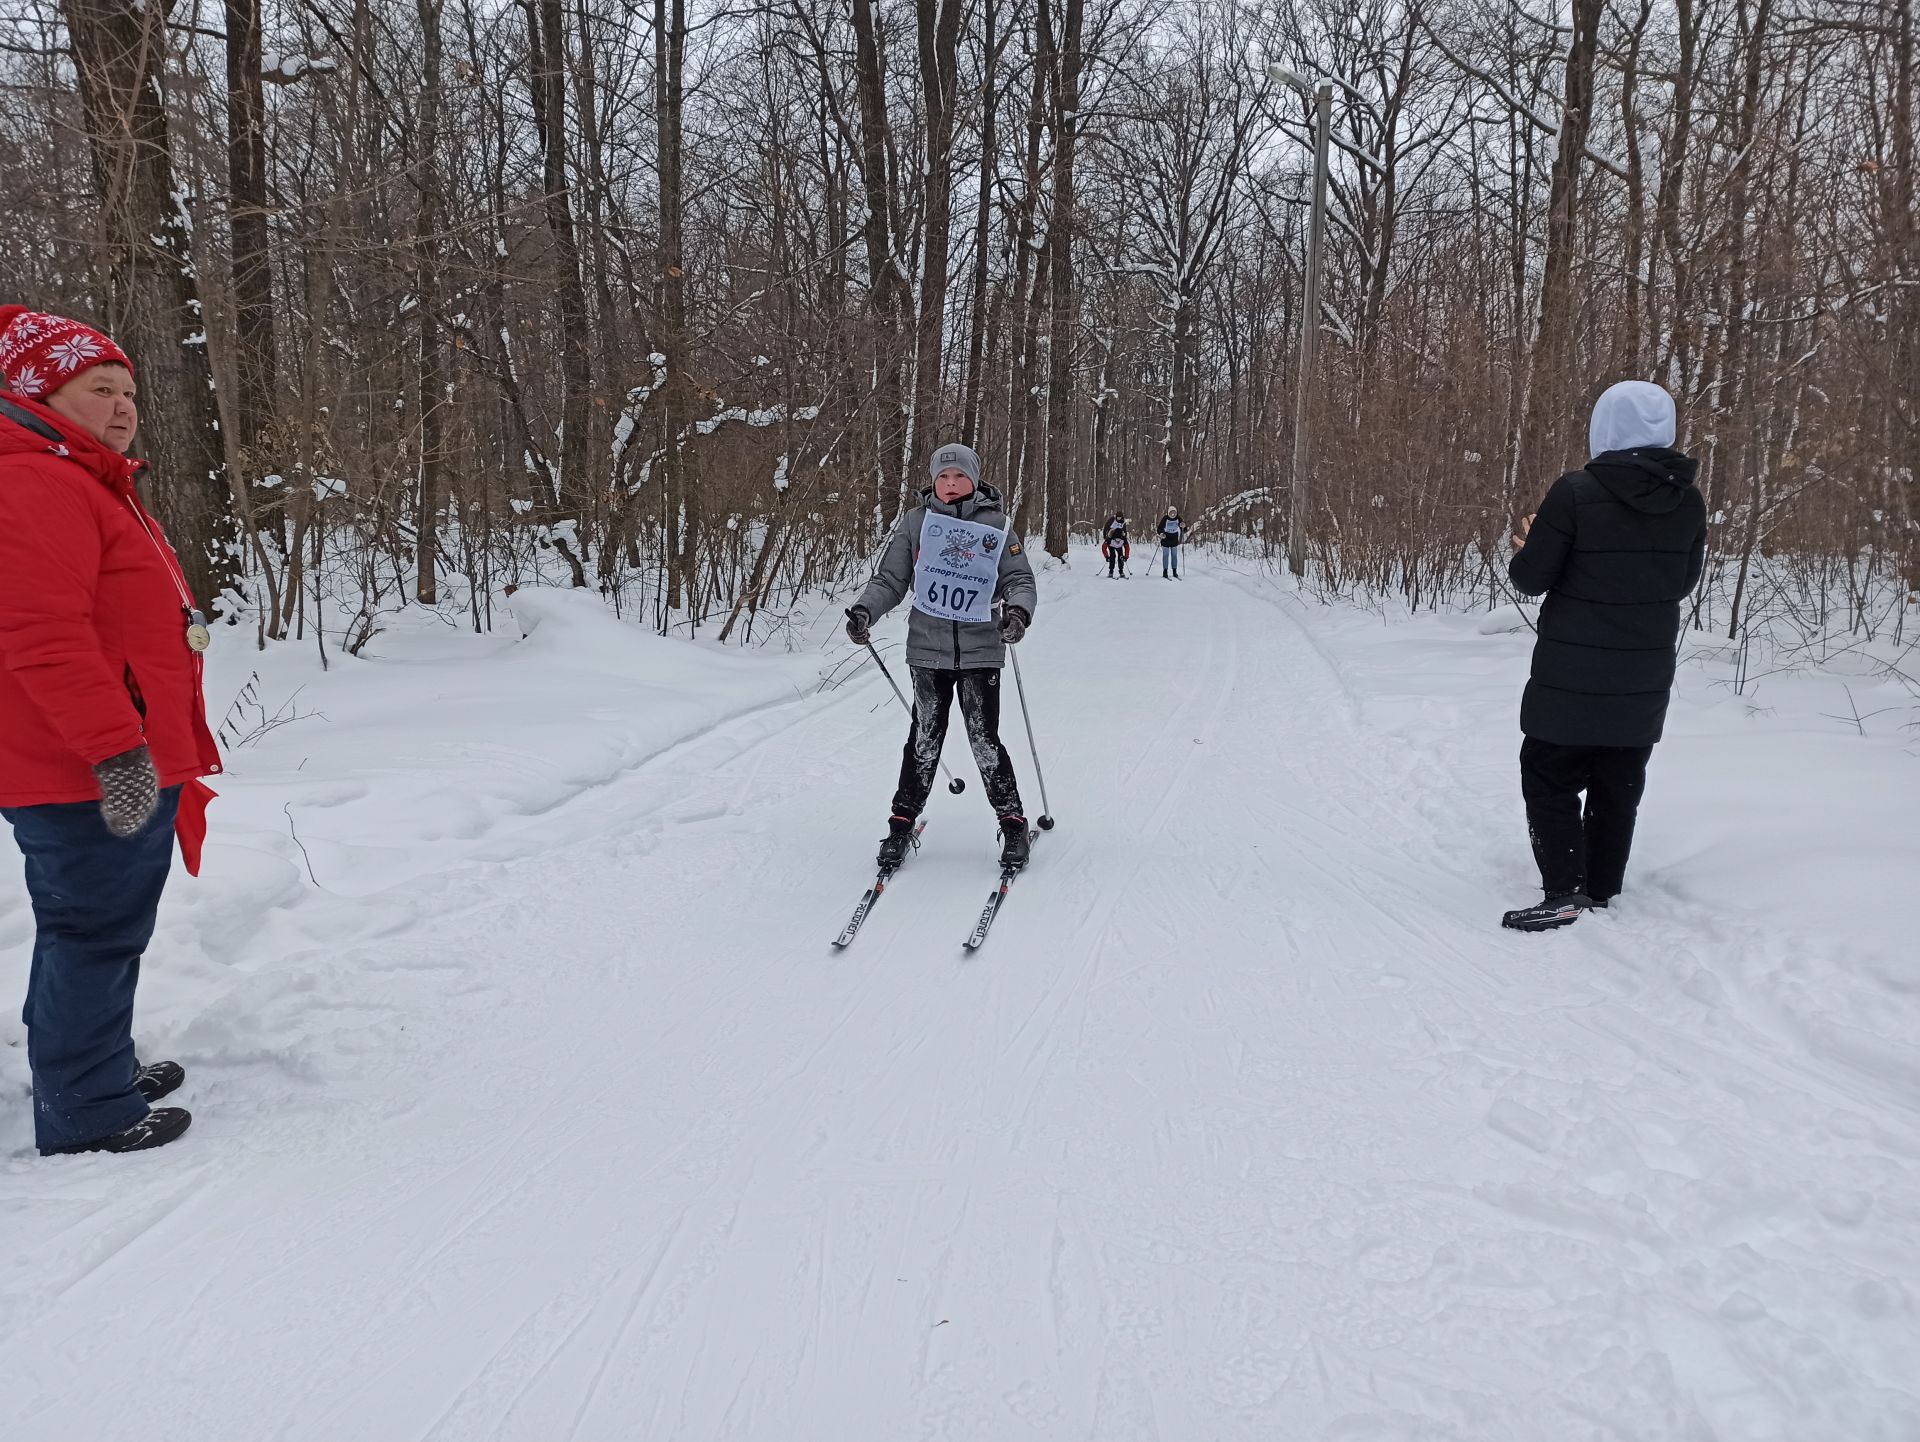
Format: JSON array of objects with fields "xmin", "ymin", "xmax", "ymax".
[
  {"xmin": 1204, "ymin": 486, "xmax": 1275, "ymax": 523},
  {"xmin": 612, "ymin": 354, "xmax": 669, "ymax": 467},
  {"xmin": 619, "ymin": 392, "xmax": 824, "ymax": 496},
  {"xmin": 694, "ymin": 403, "xmax": 822, "ymax": 436},
  {"xmin": 1318, "ymin": 304, "xmax": 1356, "ymax": 348},
  {"xmin": 262, "ymin": 54, "xmax": 338, "ymax": 85}
]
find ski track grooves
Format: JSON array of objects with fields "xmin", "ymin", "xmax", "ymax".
[{"xmin": 2, "ymin": 558, "xmax": 1914, "ymax": 1441}]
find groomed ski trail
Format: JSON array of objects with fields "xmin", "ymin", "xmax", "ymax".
[{"xmin": 3, "ymin": 556, "xmax": 1915, "ymax": 1441}]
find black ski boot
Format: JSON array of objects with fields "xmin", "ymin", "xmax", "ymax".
[
  {"xmin": 1501, "ymin": 892, "xmax": 1594, "ymax": 933},
  {"xmin": 40, "ymin": 1108, "xmax": 192, "ymax": 1157},
  {"xmin": 134, "ymin": 1059, "xmax": 185, "ymax": 1103},
  {"xmin": 876, "ymin": 816, "xmax": 919, "ymax": 873},
  {"xmin": 998, "ymin": 815, "xmax": 1031, "ymax": 872}
]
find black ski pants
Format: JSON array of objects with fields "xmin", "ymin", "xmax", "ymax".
[
  {"xmin": 1520, "ymin": 737, "xmax": 1653, "ymax": 901},
  {"xmin": 1106, "ymin": 549, "xmax": 1127, "ymax": 577},
  {"xmin": 891, "ymin": 667, "xmax": 1025, "ymax": 821}
]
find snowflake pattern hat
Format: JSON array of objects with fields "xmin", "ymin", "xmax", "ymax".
[{"xmin": 0, "ymin": 305, "xmax": 133, "ymax": 403}]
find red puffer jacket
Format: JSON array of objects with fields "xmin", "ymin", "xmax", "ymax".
[{"xmin": 0, "ymin": 393, "xmax": 221, "ymax": 866}]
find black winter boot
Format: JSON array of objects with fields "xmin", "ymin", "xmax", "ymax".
[
  {"xmin": 876, "ymin": 816, "xmax": 919, "ymax": 873},
  {"xmin": 1501, "ymin": 892, "xmax": 1594, "ymax": 933},
  {"xmin": 998, "ymin": 815, "xmax": 1031, "ymax": 871},
  {"xmin": 40, "ymin": 1108, "xmax": 192, "ymax": 1157},
  {"xmin": 134, "ymin": 1059, "xmax": 185, "ymax": 1104}
]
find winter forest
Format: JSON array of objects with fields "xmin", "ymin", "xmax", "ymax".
[{"xmin": 0, "ymin": 0, "xmax": 1914, "ymax": 647}]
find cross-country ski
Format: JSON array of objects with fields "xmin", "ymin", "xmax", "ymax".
[
  {"xmin": 962, "ymin": 830, "xmax": 1035, "ymax": 951},
  {"xmin": 832, "ymin": 820, "xmax": 927, "ymax": 948}
]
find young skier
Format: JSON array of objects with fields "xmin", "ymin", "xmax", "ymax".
[
  {"xmin": 1158, "ymin": 507, "xmax": 1185, "ymax": 577},
  {"xmin": 845, "ymin": 442, "xmax": 1039, "ymax": 873},
  {"xmin": 1501, "ymin": 380, "xmax": 1707, "ymax": 932},
  {"xmin": 1102, "ymin": 514, "xmax": 1130, "ymax": 578}
]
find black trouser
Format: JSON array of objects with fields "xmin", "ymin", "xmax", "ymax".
[
  {"xmin": 1106, "ymin": 549, "xmax": 1127, "ymax": 577},
  {"xmin": 1520, "ymin": 738, "xmax": 1653, "ymax": 901},
  {"xmin": 891, "ymin": 667, "xmax": 1025, "ymax": 820},
  {"xmin": 4, "ymin": 787, "xmax": 181, "ymax": 1151}
]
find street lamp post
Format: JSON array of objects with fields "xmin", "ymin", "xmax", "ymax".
[{"xmin": 1268, "ymin": 66, "xmax": 1333, "ymax": 579}]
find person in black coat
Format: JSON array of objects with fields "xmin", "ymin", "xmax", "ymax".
[{"xmin": 1501, "ymin": 380, "xmax": 1707, "ymax": 932}]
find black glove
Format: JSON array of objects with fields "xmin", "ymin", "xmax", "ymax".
[
  {"xmin": 845, "ymin": 606, "xmax": 872, "ymax": 646},
  {"xmin": 95, "ymin": 744, "xmax": 159, "ymax": 838},
  {"xmin": 998, "ymin": 607, "xmax": 1029, "ymax": 645}
]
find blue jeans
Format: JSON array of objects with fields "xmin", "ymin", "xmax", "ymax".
[
  {"xmin": 1162, "ymin": 546, "xmax": 1180, "ymax": 576},
  {"xmin": 4, "ymin": 787, "xmax": 179, "ymax": 1150}
]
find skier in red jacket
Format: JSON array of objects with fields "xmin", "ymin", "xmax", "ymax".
[{"xmin": 0, "ymin": 305, "xmax": 222, "ymax": 1156}]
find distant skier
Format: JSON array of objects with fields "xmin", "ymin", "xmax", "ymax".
[
  {"xmin": 1501, "ymin": 380, "xmax": 1707, "ymax": 932},
  {"xmin": 1102, "ymin": 514, "xmax": 1130, "ymax": 578},
  {"xmin": 1158, "ymin": 507, "xmax": 1185, "ymax": 578},
  {"xmin": 845, "ymin": 442, "xmax": 1039, "ymax": 874}
]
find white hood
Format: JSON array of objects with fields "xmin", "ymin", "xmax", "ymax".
[{"xmin": 1589, "ymin": 380, "xmax": 1676, "ymax": 457}]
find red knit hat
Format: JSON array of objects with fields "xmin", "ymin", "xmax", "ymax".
[{"xmin": 0, "ymin": 305, "xmax": 133, "ymax": 403}]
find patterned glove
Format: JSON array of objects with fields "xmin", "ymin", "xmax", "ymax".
[
  {"xmin": 845, "ymin": 607, "xmax": 872, "ymax": 646},
  {"xmin": 998, "ymin": 607, "xmax": 1029, "ymax": 645},
  {"xmin": 95, "ymin": 745, "xmax": 159, "ymax": 838}
]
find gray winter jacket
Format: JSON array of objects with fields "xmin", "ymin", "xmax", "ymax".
[{"xmin": 853, "ymin": 481, "xmax": 1038, "ymax": 671}]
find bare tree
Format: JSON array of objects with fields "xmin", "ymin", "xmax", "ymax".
[
  {"xmin": 2, "ymin": 0, "xmax": 1908, "ymax": 645},
  {"xmin": 61, "ymin": 0, "xmax": 240, "ymax": 605},
  {"xmin": 1514, "ymin": 0, "xmax": 1606, "ymax": 493},
  {"xmin": 1041, "ymin": 0, "xmax": 1082, "ymax": 557}
]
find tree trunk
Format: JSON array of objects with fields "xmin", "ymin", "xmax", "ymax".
[
  {"xmin": 414, "ymin": 0, "xmax": 447, "ymax": 606},
  {"xmin": 1516, "ymin": 0, "xmax": 1605, "ymax": 491},
  {"xmin": 528, "ymin": 0, "xmax": 594, "ymax": 534},
  {"xmin": 911, "ymin": 0, "xmax": 963, "ymax": 464},
  {"xmin": 1653, "ymin": 0, "xmax": 1701, "ymax": 380},
  {"xmin": 224, "ymin": 0, "xmax": 276, "ymax": 482},
  {"xmin": 1617, "ymin": 0, "xmax": 1654, "ymax": 371},
  {"xmin": 961, "ymin": 0, "xmax": 1000, "ymax": 447},
  {"xmin": 1716, "ymin": 0, "xmax": 1777, "ymax": 638},
  {"xmin": 654, "ymin": 0, "xmax": 694, "ymax": 617},
  {"xmin": 63, "ymin": 0, "xmax": 241, "ymax": 609},
  {"xmin": 1004, "ymin": 45, "xmax": 1050, "ymax": 504},
  {"xmin": 572, "ymin": 0, "xmax": 625, "ymax": 363},
  {"xmin": 1167, "ymin": 283, "xmax": 1198, "ymax": 496},
  {"xmin": 1042, "ymin": 0, "xmax": 1083, "ymax": 559},
  {"xmin": 851, "ymin": 0, "xmax": 908, "ymax": 500},
  {"xmin": 1887, "ymin": 0, "xmax": 1918, "ymax": 589}
]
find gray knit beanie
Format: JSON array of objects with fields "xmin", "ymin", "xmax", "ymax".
[{"xmin": 928, "ymin": 442, "xmax": 981, "ymax": 488}]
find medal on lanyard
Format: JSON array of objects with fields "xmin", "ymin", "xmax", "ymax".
[{"xmin": 126, "ymin": 498, "xmax": 212, "ymax": 656}]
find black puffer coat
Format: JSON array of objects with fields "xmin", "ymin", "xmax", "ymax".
[{"xmin": 1509, "ymin": 447, "xmax": 1708, "ymax": 747}]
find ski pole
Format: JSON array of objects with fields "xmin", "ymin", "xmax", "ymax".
[
  {"xmin": 1006, "ymin": 643, "xmax": 1055, "ymax": 830},
  {"xmin": 859, "ymin": 634, "xmax": 965, "ymax": 795}
]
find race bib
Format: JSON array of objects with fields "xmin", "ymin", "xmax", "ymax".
[{"xmin": 914, "ymin": 511, "xmax": 1008, "ymax": 623}]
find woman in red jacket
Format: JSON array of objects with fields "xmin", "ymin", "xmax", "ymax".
[{"xmin": 0, "ymin": 305, "xmax": 222, "ymax": 1156}]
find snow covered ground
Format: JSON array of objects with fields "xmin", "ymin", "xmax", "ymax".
[{"xmin": 2, "ymin": 548, "xmax": 1917, "ymax": 1441}]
